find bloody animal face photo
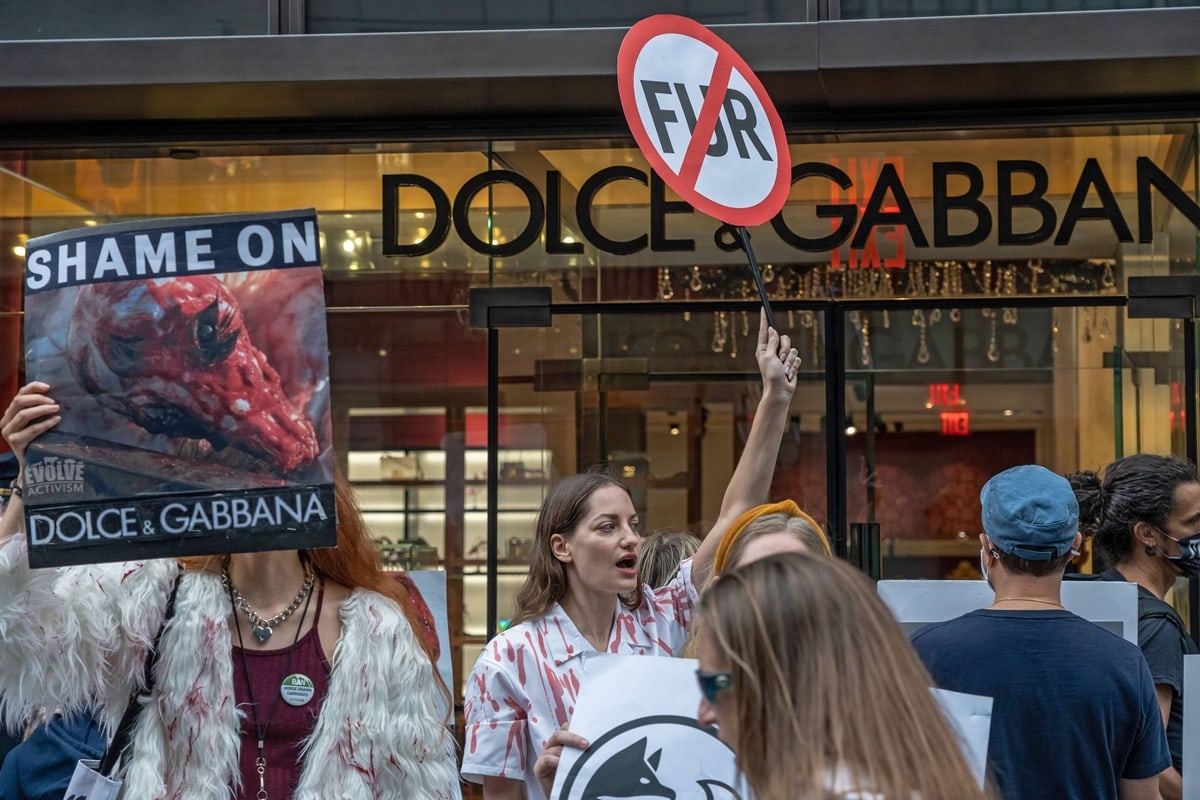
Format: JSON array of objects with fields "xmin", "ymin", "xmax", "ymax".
[{"xmin": 65, "ymin": 276, "xmax": 320, "ymax": 475}]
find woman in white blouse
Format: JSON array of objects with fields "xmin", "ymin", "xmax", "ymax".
[{"xmin": 461, "ymin": 310, "xmax": 799, "ymax": 800}]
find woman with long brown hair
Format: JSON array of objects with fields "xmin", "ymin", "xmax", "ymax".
[
  {"xmin": 695, "ymin": 553, "xmax": 989, "ymax": 800},
  {"xmin": 462, "ymin": 310, "xmax": 800, "ymax": 800},
  {"xmin": 0, "ymin": 381, "xmax": 460, "ymax": 800}
]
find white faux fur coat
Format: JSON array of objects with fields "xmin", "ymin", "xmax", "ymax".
[{"xmin": 0, "ymin": 534, "xmax": 462, "ymax": 799}]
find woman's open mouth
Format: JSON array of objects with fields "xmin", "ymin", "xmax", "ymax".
[{"xmin": 616, "ymin": 553, "xmax": 638, "ymax": 575}]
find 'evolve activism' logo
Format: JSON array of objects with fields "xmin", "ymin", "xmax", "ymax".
[{"xmin": 24, "ymin": 456, "xmax": 86, "ymax": 497}]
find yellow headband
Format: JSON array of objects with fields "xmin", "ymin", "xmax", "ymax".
[{"xmin": 712, "ymin": 499, "xmax": 831, "ymax": 574}]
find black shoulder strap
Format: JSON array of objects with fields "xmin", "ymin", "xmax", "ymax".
[{"xmin": 99, "ymin": 570, "xmax": 183, "ymax": 775}]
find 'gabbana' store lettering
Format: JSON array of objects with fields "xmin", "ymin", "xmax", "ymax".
[{"xmin": 383, "ymin": 156, "xmax": 1200, "ymax": 259}]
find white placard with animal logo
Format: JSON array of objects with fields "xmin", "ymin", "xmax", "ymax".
[
  {"xmin": 21, "ymin": 209, "xmax": 336, "ymax": 567},
  {"xmin": 549, "ymin": 653, "xmax": 744, "ymax": 800}
]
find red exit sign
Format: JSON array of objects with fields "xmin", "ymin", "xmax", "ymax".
[
  {"xmin": 928, "ymin": 383, "xmax": 962, "ymax": 407},
  {"xmin": 941, "ymin": 411, "xmax": 970, "ymax": 436},
  {"xmin": 930, "ymin": 383, "xmax": 968, "ymax": 435}
]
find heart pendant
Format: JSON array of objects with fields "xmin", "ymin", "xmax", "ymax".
[{"xmin": 252, "ymin": 625, "xmax": 272, "ymax": 644}]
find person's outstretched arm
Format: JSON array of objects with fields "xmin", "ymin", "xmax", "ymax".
[
  {"xmin": 0, "ymin": 382, "xmax": 174, "ymax": 733},
  {"xmin": 690, "ymin": 309, "xmax": 798, "ymax": 581}
]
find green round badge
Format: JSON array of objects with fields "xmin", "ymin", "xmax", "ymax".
[{"xmin": 280, "ymin": 673, "xmax": 315, "ymax": 707}]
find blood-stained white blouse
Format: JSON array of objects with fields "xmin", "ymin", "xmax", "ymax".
[{"xmin": 460, "ymin": 559, "xmax": 698, "ymax": 800}]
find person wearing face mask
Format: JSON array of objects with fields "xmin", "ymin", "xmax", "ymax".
[
  {"xmin": 1069, "ymin": 455, "xmax": 1200, "ymax": 800},
  {"xmin": 912, "ymin": 465, "xmax": 1169, "ymax": 800}
]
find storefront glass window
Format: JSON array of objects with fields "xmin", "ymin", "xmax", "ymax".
[
  {"xmin": 841, "ymin": 302, "xmax": 1126, "ymax": 580},
  {"xmin": 2, "ymin": 120, "xmax": 1199, "ymax": 700}
]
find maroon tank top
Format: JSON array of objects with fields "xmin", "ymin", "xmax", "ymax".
[{"xmin": 232, "ymin": 581, "xmax": 332, "ymax": 800}]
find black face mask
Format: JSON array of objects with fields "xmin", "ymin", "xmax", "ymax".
[{"xmin": 1161, "ymin": 531, "xmax": 1200, "ymax": 577}]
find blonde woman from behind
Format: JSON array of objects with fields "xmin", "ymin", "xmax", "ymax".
[{"xmin": 694, "ymin": 553, "xmax": 991, "ymax": 800}]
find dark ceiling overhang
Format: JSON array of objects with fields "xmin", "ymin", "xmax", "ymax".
[{"xmin": 1, "ymin": 7, "xmax": 1199, "ymax": 147}]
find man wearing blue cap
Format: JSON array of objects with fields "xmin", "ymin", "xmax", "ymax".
[{"xmin": 911, "ymin": 465, "xmax": 1169, "ymax": 800}]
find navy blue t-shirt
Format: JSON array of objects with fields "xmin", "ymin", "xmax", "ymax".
[{"xmin": 911, "ymin": 609, "xmax": 1169, "ymax": 800}]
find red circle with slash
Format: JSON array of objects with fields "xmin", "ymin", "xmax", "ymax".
[{"xmin": 617, "ymin": 14, "xmax": 791, "ymax": 227}]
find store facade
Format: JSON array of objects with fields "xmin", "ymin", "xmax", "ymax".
[{"xmin": 2, "ymin": 3, "xmax": 1200, "ymax": 707}]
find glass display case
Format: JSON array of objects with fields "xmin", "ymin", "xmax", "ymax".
[{"xmin": 347, "ymin": 445, "xmax": 552, "ymax": 694}]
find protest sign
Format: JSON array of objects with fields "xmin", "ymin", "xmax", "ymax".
[
  {"xmin": 618, "ymin": 14, "xmax": 790, "ymax": 328},
  {"xmin": 21, "ymin": 209, "xmax": 335, "ymax": 567},
  {"xmin": 877, "ymin": 578, "xmax": 1139, "ymax": 643},
  {"xmin": 403, "ymin": 569, "xmax": 454, "ymax": 717},
  {"xmin": 550, "ymin": 654, "xmax": 743, "ymax": 800},
  {"xmin": 548, "ymin": 652, "xmax": 991, "ymax": 798},
  {"xmin": 931, "ymin": 687, "xmax": 993, "ymax": 789},
  {"xmin": 1183, "ymin": 654, "xmax": 1200, "ymax": 796},
  {"xmin": 617, "ymin": 14, "xmax": 790, "ymax": 227}
]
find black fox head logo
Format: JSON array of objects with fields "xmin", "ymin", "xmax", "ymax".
[
  {"xmin": 581, "ymin": 736, "xmax": 676, "ymax": 800},
  {"xmin": 559, "ymin": 715, "xmax": 743, "ymax": 800}
]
